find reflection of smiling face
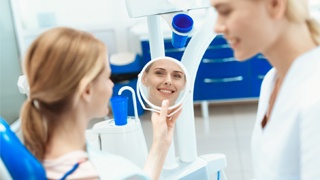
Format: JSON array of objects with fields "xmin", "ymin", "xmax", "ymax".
[{"xmin": 142, "ymin": 59, "xmax": 186, "ymax": 106}]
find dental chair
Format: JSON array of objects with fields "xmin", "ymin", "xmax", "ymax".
[{"xmin": 0, "ymin": 117, "xmax": 46, "ymax": 180}]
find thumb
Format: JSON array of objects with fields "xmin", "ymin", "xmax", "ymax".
[{"xmin": 160, "ymin": 100, "xmax": 169, "ymax": 120}]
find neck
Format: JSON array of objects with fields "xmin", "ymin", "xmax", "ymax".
[
  {"xmin": 44, "ymin": 110, "xmax": 89, "ymax": 159},
  {"xmin": 263, "ymin": 21, "xmax": 317, "ymax": 81}
]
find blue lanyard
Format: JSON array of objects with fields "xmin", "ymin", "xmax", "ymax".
[{"xmin": 60, "ymin": 162, "xmax": 81, "ymax": 180}]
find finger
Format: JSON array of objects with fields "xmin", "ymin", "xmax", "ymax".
[
  {"xmin": 170, "ymin": 105, "xmax": 182, "ymax": 121},
  {"xmin": 173, "ymin": 108, "xmax": 182, "ymax": 120},
  {"xmin": 168, "ymin": 108, "xmax": 182, "ymax": 126},
  {"xmin": 151, "ymin": 111, "xmax": 157, "ymax": 123},
  {"xmin": 160, "ymin": 100, "xmax": 169, "ymax": 121},
  {"xmin": 166, "ymin": 105, "xmax": 179, "ymax": 119}
]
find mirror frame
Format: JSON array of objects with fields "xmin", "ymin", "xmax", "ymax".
[{"xmin": 136, "ymin": 56, "xmax": 190, "ymax": 116}]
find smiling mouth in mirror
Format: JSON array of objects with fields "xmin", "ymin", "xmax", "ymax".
[{"xmin": 137, "ymin": 56, "xmax": 190, "ymax": 116}]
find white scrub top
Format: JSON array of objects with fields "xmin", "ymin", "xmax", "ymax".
[{"xmin": 251, "ymin": 46, "xmax": 320, "ymax": 180}]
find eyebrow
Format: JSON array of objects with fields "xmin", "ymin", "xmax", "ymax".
[
  {"xmin": 153, "ymin": 68, "xmax": 184, "ymax": 74},
  {"xmin": 173, "ymin": 71, "xmax": 184, "ymax": 75},
  {"xmin": 153, "ymin": 68, "xmax": 165, "ymax": 71}
]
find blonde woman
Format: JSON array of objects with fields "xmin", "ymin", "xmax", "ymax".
[
  {"xmin": 21, "ymin": 27, "xmax": 180, "ymax": 180},
  {"xmin": 211, "ymin": 0, "xmax": 320, "ymax": 179}
]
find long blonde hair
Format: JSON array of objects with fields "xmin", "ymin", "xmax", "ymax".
[
  {"xmin": 286, "ymin": 0, "xmax": 320, "ymax": 44},
  {"xmin": 21, "ymin": 27, "xmax": 107, "ymax": 160}
]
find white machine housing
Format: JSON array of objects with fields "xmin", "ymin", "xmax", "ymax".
[
  {"xmin": 125, "ymin": 0, "xmax": 209, "ymax": 18},
  {"xmin": 91, "ymin": 117, "xmax": 148, "ymax": 168}
]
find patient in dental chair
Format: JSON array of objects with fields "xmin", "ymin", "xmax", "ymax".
[{"xmin": 20, "ymin": 27, "xmax": 181, "ymax": 180}]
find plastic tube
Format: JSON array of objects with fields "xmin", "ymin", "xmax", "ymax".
[{"xmin": 118, "ymin": 86, "xmax": 139, "ymax": 121}]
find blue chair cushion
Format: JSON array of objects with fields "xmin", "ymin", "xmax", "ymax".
[{"xmin": 0, "ymin": 117, "xmax": 46, "ymax": 180}]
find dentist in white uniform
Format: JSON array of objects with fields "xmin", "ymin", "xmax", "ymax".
[{"xmin": 210, "ymin": 0, "xmax": 320, "ymax": 179}]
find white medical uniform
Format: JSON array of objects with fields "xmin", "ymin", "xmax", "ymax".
[{"xmin": 251, "ymin": 46, "xmax": 320, "ymax": 180}]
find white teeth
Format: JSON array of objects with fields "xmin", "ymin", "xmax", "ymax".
[{"xmin": 160, "ymin": 89, "xmax": 172, "ymax": 94}]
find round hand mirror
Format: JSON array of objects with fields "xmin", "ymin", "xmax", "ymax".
[{"xmin": 137, "ymin": 56, "xmax": 190, "ymax": 116}]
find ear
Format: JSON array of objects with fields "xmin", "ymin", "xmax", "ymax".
[
  {"xmin": 81, "ymin": 82, "xmax": 93, "ymax": 103},
  {"xmin": 266, "ymin": 0, "xmax": 287, "ymax": 19},
  {"xmin": 142, "ymin": 73, "xmax": 148, "ymax": 86}
]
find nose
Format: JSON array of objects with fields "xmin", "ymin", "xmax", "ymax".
[
  {"xmin": 164, "ymin": 75, "xmax": 172, "ymax": 85},
  {"xmin": 214, "ymin": 17, "xmax": 226, "ymax": 34}
]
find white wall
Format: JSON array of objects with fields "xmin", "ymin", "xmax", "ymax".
[
  {"xmin": 12, "ymin": 0, "xmax": 320, "ymax": 60},
  {"xmin": 18, "ymin": 0, "xmax": 131, "ymax": 30},
  {"xmin": 0, "ymin": 0, "xmax": 26, "ymax": 124},
  {"xmin": 1, "ymin": 0, "xmax": 149, "ymax": 124},
  {"xmin": 13, "ymin": 0, "xmax": 147, "ymax": 58}
]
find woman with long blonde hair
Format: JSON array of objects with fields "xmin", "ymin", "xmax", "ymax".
[
  {"xmin": 21, "ymin": 27, "xmax": 180, "ymax": 180},
  {"xmin": 211, "ymin": 0, "xmax": 320, "ymax": 178}
]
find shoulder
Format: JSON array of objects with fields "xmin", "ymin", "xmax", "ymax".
[
  {"xmin": 87, "ymin": 145, "xmax": 149, "ymax": 180},
  {"xmin": 291, "ymin": 46, "xmax": 320, "ymax": 76},
  {"xmin": 289, "ymin": 46, "xmax": 320, "ymax": 118},
  {"xmin": 296, "ymin": 47, "xmax": 320, "ymax": 103},
  {"xmin": 43, "ymin": 151, "xmax": 99, "ymax": 179}
]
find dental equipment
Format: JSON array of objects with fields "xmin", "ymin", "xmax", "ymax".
[
  {"xmin": 92, "ymin": 86, "xmax": 148, "ymax": 168},
  {"xmin": 124, "ymin": 0, "xmax": 227, "ymax": 179}
]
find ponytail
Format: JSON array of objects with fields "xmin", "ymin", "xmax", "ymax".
[
  {"xmin": 306, "ymin": 18, "xmax": 320, "ymax": 45},
  {"xmin": 21, "ymin": 100, "xmax": 47, "ymax": 161}
]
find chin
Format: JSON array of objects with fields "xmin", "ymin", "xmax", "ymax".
[
  {"xmin": 104, "ymin": 109, "xmax": 109, "ymax": 116},
  {"xmin": 233, "ymin": 51, "xmax": 257, "ymax": 62},
  {"xmin": 96, "ymin": 109, "xmax": 109, "ymax": 119}
]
